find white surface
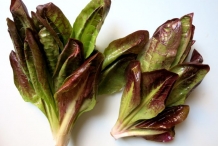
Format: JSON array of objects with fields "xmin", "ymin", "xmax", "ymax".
[{"xmin": 0, "ymin": 0, "xmax": 217, "ymax": 146}]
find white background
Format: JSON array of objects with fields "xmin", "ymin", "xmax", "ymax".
[{"xmin": 0, "ymin": 0, "xmax": 217, "ymax": 146}]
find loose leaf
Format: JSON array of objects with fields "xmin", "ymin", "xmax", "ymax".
[
  {"xmin": 171, "ymin": 13, "xmax": 194, "ymax": 66},
  {"xmin": 7, "ymin": 18, "xmax": 29, "ymax": 78},
  {"xmin": 72, "ymin": 0, "xmax": 111, "ymax": 58},
  {"xmin": 10, "ymin": 51, "xmax": 47, "ymax": 114},
  {"xmin": 112, "ymin": 105, "xmax": 189, "ymax": 140},
  {"xmin": 143, "ymin": 128, "xmax": 175, "ymax": 142},
  {"xmin": 111, "ymin": 67, "xmax": 179, "ymax": 136},
  {"xmin": 53, "ymin": 39, "xmax": 83, "ymax": 91},
  {"xmin": 166, "ymin": 63, "xmax": 210, "ymax": 106},
  {"xmin": 129, "ymin": 69, "xmax": 178, "ymax": 122},
  {"xmin": 190, "ymin": 49, "xmax": 203, "ymax": 63},
  {"xmin": 36, "ymin": 3, "xmax": 72, "ymax": 45},
  {"xmin": 39, "ymin": 27, "xmax": 60, "ymax": 75},
  {"xmin": 103, "ymin": 30, "xmax": 149, "ymax": 70},
  {"xmin": 139, "ymin": 105, "xmax": 189, "ymax": 142},
  {"xmin": 136, "ymin": 105, "xmax": 189, "ymax": 129},
  {"xmin": 35, "ymin": 4, "xmax": 64, "ymax": 50},
  {"xmin": 25, "ymin": 28, "xmax": 54, "ymax": 107},
  {"xmin": 9, "ymin": 51, "xmax": 35, "ymax": 102},
  {"xmin": 118, "ymin": 61, "xmax": 141, "ymax": 121},
  {"xmin": 55, "ymin": 52, "xmax": 103, "ymax": 128},
  {"xmin": 138, "ymin": 19, "xmax": 182, "ymax": 72},
  {"xmin": 10, "ymin": 0, "xmax": 35, "ymax": 40},
  {"xmin": 98, "ymin": 55, "xmax": 136, "ymax": 95},
  {"xmin": 179, "ymin": 26, "xmax": 195, "ymax": 63}
]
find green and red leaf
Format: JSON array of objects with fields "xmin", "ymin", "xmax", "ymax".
[{"xmin": 103, "ymin": 30, "xmax": 149, "ymax": 70}]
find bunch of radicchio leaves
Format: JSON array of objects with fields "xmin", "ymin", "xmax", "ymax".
[
  {"xmin": 110, "ymin": 13, "xmax": 210, "ymax": 142},
  {"xmin": 7, "ymin": 0, "xmax": 210, "ymax": 145},
  {"xmin": 7, "ymin": 0, "xmax": 110, "ymax": 145}
]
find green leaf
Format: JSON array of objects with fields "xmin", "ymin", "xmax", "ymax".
[
  {"xmin": 139, "ymin": 105, "xmax": 189, "ymax": 142},
  {"xmin": 138, "ymin": 19, "xmax": 182, "ymax": 72},
  {"xmin": 136, "ymin": 105, "xmax": 189, "ymax": 129},
  {"xmin": 103, "ymin": 30, "xmax": 149, "ymax": 70},
  {"xmin": 10, "ymin": 0, "xmax": 35, "ymax": 40},
  {"xmin": 129, "ymin": 69, "xmax": 178, "ymax": 122},
  {"xmin": 179, "ymin": 26, "xmax": 195, "ymax": 63},
  {"xmin": 7, "ymin": 18, "xmax": 29, "ymax": 78},
  {"xmin": 112, "ymin": 105, "xmax": 189, "ymax": 140},
  {"xmin": 36, "ymin": 3, "xmax": 72, "ymax": 45},
  {"xmin": 111, "ymin": 68, "xmax": 178, "ymax": 136},
  {"xmin": 171, "ymin": 13, "xmax": 194, "ymax": 66},
  {"xmin": 31, "ymin": 11, "xmax": 41, "ymax": 32},
  {"xmin": 143, "ymin": 128, "xmax": 175, "ymax": 142},
  {"xmin": 10, "ymin": 51, "xmax": 46, "ymax": 114},
  {"xmin": 39, "ymin": 26, "xmax": 60, "ymax": 75},
  {"xmin": 98, "ymin": 55, "xmax": 136, "ymax": 95},
  {"xmin": 53, "ymin": 39, "xmax": 83, "ymax": 91},
  {"xmin": 54, "ymin": 51, "xmax": 103, "ymax": 131},
  {"xmin": 9, "ymin": 51, "xmax": 35, "ymax": 102},
  {"xmin": 24, "ymin": 28, "xmax": 55, "ymax": 108},
  {"xmin": 166, "ymin": 63, "xmax": 210, "ymax": 106},
  {"xmin": 118, "ymin": 61, "xmax": 141, "ymax": 121},
  {"xmin": 71, "ymin": 0, "xmax": 111, "ymax": 58},
  {"xmin": 35, "ymin": 6, "xmax": 64, "ymax": 50}
]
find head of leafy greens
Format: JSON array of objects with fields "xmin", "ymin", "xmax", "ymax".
[
  {"xmin": 7, "ymin": 0, "xmax": 111, "ymax": 145},
  {"xmin": 110, "ymin": 13, "xmax": 210, "ymax": 142}
]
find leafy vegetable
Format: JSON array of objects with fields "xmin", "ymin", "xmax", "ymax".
[
  {"xmin": 111, "ymin": 14, "xmax": 210, "ymax": 142},
  {"xmin": 71, "ymin": 0, "xmax": 111, "ymax": 58},
  {"xmin": 98, "ymin": 30, "xmax": 149, "ymax": 95},
  {"xmin": 7, "ymin": 0, "xmax": 110, "ymax": 145}
]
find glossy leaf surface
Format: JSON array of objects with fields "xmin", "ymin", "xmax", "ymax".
[
  {"xmin": 39, "ymin": 27, "xmax": 60, "ymax": 74},
  {"xmin": 54, "ymin": 52, "xmax": 103, "ymax": 128},
  {"xmin": 166, "ymin": 63, "xmax": 210, "ymax": 106},
  {"xmin": 10, "ymin": 0, "xmax": 35, "ymax": 39},
  {"xmin": 103, "ymin": 30, "xmax": 149, "ymax": 70},
  {"xmin": 138, "ymin": 19, "xmax": 181, "ymax": 72},
  {"xmin": 98, "ymin": 55, "xmax": 136, "ymax": 95},
  {"xmin": 72, "ymin": 0, "xmax": 111, "ymax": 58},
  {"xmin": 53, "ymin": 39, "xmax": 83, "ymax": 91},
  {"xmin": 129, "ymin": 69, "xmax": 178, "ymax": 122},
  {"xmin": 171, "ymin": 13, "xmax": 194, "ymax": 66},
  {"xmin": 36, "ymin": 2, "xmax": 72, "ymax": 45}
]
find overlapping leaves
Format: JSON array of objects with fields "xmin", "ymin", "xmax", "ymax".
[
  {"xmin": 8, "ymin": 0, "xmax": 110, "ymax": 145},
  {"xmin": 110, "ymin": 13, "xmax": 210, "ymax": 142}
]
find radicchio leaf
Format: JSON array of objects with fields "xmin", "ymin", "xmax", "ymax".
[
  {"xmin": 7, "ymin": 18, "xmax": 29, "ymax": 78},
  {"xmin": 53, "ymin": 39, "xmax": 83, "ymax": 91},
  {"xmin": 190, "ymin": 49, "xmax": 203, "ymax": 63},
  {"xmin": 118, "ymin": 61, "xmax": 141, "ymax": 121},
  {"xmin": 71, "ymin": 0, "xmax": 111, "ymax": 58},
  {"xmin": 10, "ymin": 51, "xmax": 47, "ymax": 114},
  {"xmin": 129, "ymin": 69, "xmax": 179, "ymax": 122},
  {"xmin": 10, "ymin": 0, "xmax": 35, "ymax": 40},
  {"xmin": 98, "ymin": 55, "xmax": 136, "ymax": 95},
  {"xmin": 139, "ymin": 105, "xmax": 189, "ymax": 142},
  {"xmin": 143, "ymin": 128, "xmax": 175, "ymax": 142},
  {"xmin": 111, "ymin": 64, "xmax": 179, "ymax": 137},
  {"xmin": 103, "ymin": 30, "xmax": 149, "ymax": 70},
  {"xmin": 9, "ymin": 51, "xmax": 35, "ymax": 102},
  {"xmin": 112, "ymin": 105, "xmax": 189, "ymax": 140},
  {"xmin": 39, "ymin": 26, "xmax": 60, "ymax": 75},
  {"xmin": 36, "ymin": 3, "xmax": 72, "ymax": 45},
  {"xmin": 136, "ymin": 105, "xmax": 189, "ymax": 129},
  {"xmin": 166, "ymin": 63, "xmax": 210, "ymax": 106},
  {"xmin": 138, "ymin": 19, "xmax": 182, "ymax": 72},
  {"xmin": 24, "ymin": 28, "xmax": 54, "ymax": 107},
  {"xmin": 172, "ymin": 13, "xmax": 195, "ymax": 66},
  {"xmin": 54, "ymin": 51, "xmax": 103, "ymax": 129}
]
